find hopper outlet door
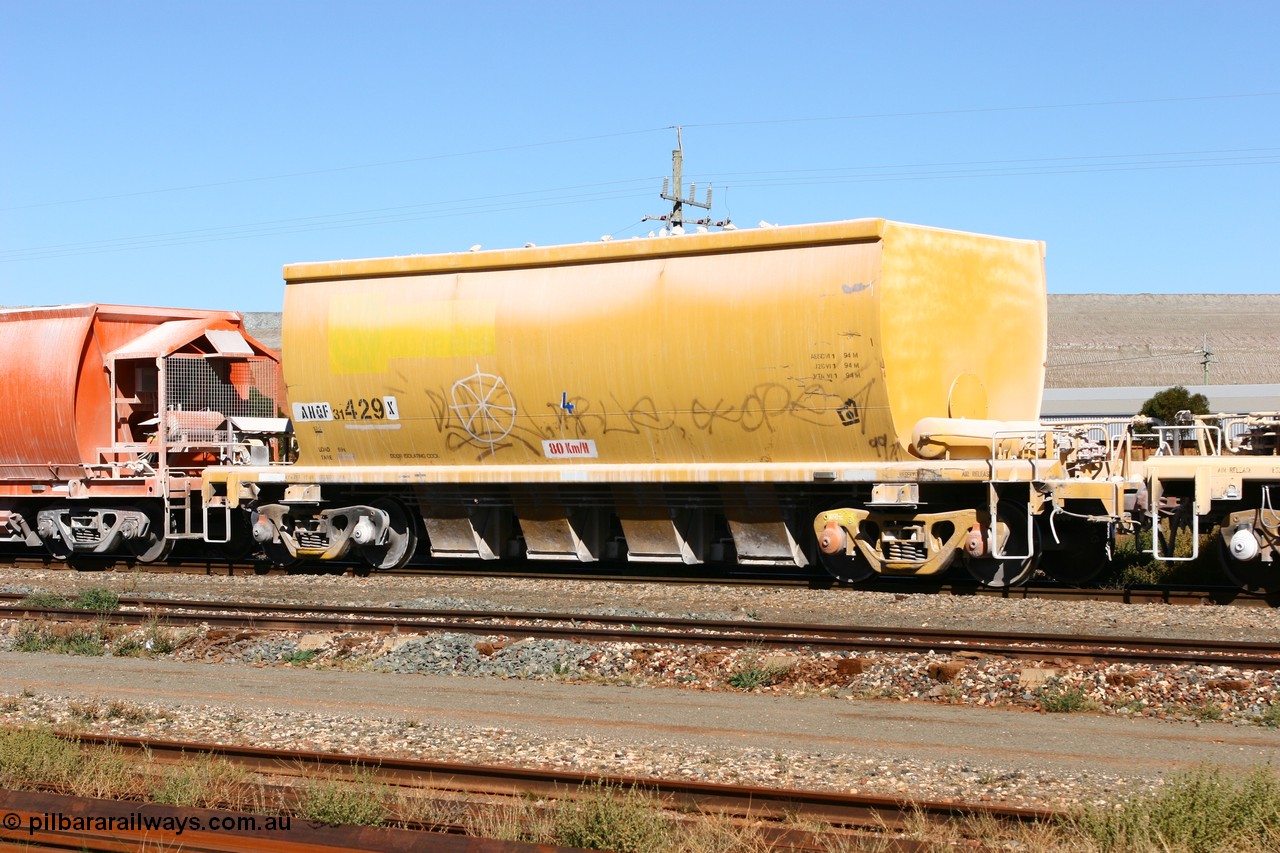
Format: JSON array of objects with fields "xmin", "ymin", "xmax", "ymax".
[{"xmin": 612, "ymin": 486, "xmax": 710, "ymax": 565}]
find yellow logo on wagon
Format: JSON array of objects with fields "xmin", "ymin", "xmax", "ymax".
[{"xmin": 327, "ymin": 294, "xmax": 497, "ymax": 374}]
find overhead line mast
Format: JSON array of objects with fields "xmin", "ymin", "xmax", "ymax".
[{"xmin": 643, "ymin": 126, "xmax": 730, "ymax": 232}]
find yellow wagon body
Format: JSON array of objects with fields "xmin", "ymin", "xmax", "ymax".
[
  {"xmin": 280, "ymin": 219, "xmax": 1046, "ymax": 471},
  {"xmin": 206, "ymin": 219, "xmax": 1063, "ymax": 575}
]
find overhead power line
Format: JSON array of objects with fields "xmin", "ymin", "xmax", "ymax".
[
  {"xmin": 0, "ymin": 184, "xmax": 659, "ymax": 263},
  {"xmin": 5, "ymin": 91, "xmax": 1276, "ymax": 212},
  {"xmin": 0, "ymin": 127, "xmax": 670, "ymax": 213},
  {"xmin": 0, "ymin": 178, "xmax": 660, "ymax": 259},
  {"xmin": 3, "ymin": 144, "xmax": 1278, "ymax": 263},
  {"xmin": 1048, "ymin": 350, "xmax": 1204, "ymax": 369},
  {"xmin": 680, "ymin": 91, "xmax": 1280, "ymax": 130}
]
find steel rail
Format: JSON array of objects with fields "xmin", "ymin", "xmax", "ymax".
[
  {"xmin": 63, "ymin": 732, "xmax": 1061, "ymax": 833},
  {"xmin": 0, "ymin": 787, "xmax": 566, "ymax": 853},
  {"xmin": 2, "ymin": 551, "xmax": 1276, "ymax": 607},
  {"xmin": 3, "ymin": 547, "xmax": 1277, "ymax": 607},
  {"xmin": 3, "ymin": 595, "xmax": 1279, "ymax": 668}
]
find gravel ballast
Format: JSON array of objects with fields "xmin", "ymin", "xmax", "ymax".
[{"xmin": 2, "ymin": 568, "xmax": 1280, "ymax": 809}]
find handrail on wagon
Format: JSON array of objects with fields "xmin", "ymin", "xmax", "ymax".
[{"xmin": 985, "ymin": 427, "xmax": 1048, "ymax": 562}]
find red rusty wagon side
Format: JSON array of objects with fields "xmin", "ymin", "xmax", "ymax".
[{"xmin": 0, "ymin": 304, "xmax": 286, "ymax": 562}]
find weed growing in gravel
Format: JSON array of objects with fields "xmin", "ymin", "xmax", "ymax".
[
  {"xmin": 74, "ymin": 588, "xmax": 121, "ymax": 612},
  {"xmin": 297, "ymin": 766, "xmax": 389, "ymax": 826},
  {"xmin": 463, "ymin": 793, "xmax": 557, "ymax": 843},
  {"xmin": 69, "ymin": 625, "xmax": 108, "ymax": 655},
  {"xmin": 665, "ymin": 812, "xmax": 776, "ymax": 852},
  {"xmin": 0, "ymin": 728, "xmax": 81, "ymax": 789},
  {"xmin": 111, "ymin": 635, "xmax": 146, "ymax": 657},
  {"xmin": 393, "ymin": 788, "xmax": 471, "ymax": 831},
  {"xmin": 1068, "ymin": 764, "xmax": 1280, "ymax": 852},
  {"xmin": 12, "ymin": 624, "xmax": 51, "ymax": 652},
  {"xmin": 18, "ymin": 588, "xmax": 120, "ymax": 611},
  {"xmin": 152, "ymin": 755, "xmax": 250, "ymax": 808},
  {"xmin": 462, "ymin": 782, "xmax": 790, "ymax": 852},
  {"xmin": 551, "ymin": 658, "xmax": 577, "ymax": 678},
  {"xmin": 13, "ymin": 622, "xmax": 107, "ymax": 656},
  {"xmin": 67, "ymin": 698, "xmax": 102, "ymax": 722},
  {"xmin": 0, "ymin": 728, "xmax": 148, "ymax": 800},
  {"xmin": 280, "ymin": 649, "xmax": 318, "ymax": 665},
  {"xmin": 1036, "ymin": 679, "xmax": 1097, "ymax": 713},
  {"xmin": 142, "ymin": 618, "xmax": 182, "ymax": 654},
  {"xmin": 68, "ymin": 742, "xmax": 148, "ymax": 800},
  {"xmin": 19, "ymin": 591, "xmax": 71, "ymax": 608},
  {"xmin": 553, "ymin": 782, "xmax": 673, "ymax": 853},
  {"xmin": 1260, "ymin": 703, "xmax": 1280, "ymax": 729},
  {"xmin": 726, "ymin": 650, "xmax": 791, "ymax": 691},
  {"xmin": 106, "ymin": 618, "xmax": 182, "ymax": 657},
  {"xmin": 1187, "ymin": 702, "xmax": 1225, "ymax": 722},
  {"xmin": 67, "ymin": 697, "xmax": 162, "ymax": 725}
]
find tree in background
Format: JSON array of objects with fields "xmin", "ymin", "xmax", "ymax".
[{"xmin": 1140, "ymin": 385, "xmax": 1211, "ymax": 424}]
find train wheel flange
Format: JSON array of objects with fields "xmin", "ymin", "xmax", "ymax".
[
  {"xmin": 1038, "ymin": 516, "xmax": 1112, "ymax": 585},
  {"xmin": 262, "ymin": 540, "xmax": 298, "ymax": 568},
  {"xmin": 361, "ymin": 498, "xmax": 418, "ymax": 571},
  {"xmin": 1217, "ymin": 534, "xmax": 1276, "ymax": 593},
  {"xmin": 817, "ymin": 543, "xmax": 875, "ymax": 584},
  {"xmin": 126, "ymin": 531, "xmax": 175, "ymax": 563},
  {"xmin": 963, "ymin": 502, "xmax": 1037, "ymax": 588}
]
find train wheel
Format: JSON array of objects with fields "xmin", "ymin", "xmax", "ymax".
[
  {"xmin": 122, "ymin": 507, "xmax": 175, "ymax": 563},
  {"xmin": 964, "ymin": 503, "xmax": 1036, "ymax": 588},
  {"xmin": 362, "ymin": 498, "xmax": 418, "ymax": 571},
  {"xmin": 262, "ymin": 540, "xmax": 297, "ymax": 568},
  {"xmin": 126, "ymin": 529, "xmax": 175, "ymax": 563},
  {"xmin": 817, "ymin": 544, "xmax": 875, "ymax": 584},
  {"xmin": 1038, "ymin": 517, "xmax": 1112, "ymax": 585},
  {"xmin": 1217, "ymin": 534, "xmax": 1277, "ymax": 593},
  {"xmin": 40, "ymin": 537, "xmax": 93, "ymax": 570},
  {"xmin": 219, "ymin": 514, "xmax": 258, "ymax": 561}
]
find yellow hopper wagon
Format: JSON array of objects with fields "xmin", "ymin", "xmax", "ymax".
[{"xmin": 203, "ymin": 219, "xmax": 1130, "ymax": 585}]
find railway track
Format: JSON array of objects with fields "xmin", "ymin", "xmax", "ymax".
[
  {"xmin": 2, "ymin": 551, "xmax": 1276, "ymax": 608},
  {"xmin": 4, "ymin": 593, "xmax": 1278, "ymax": 668},
  {"xmin": 0, "ymin": 731, "xmax": 1062, "ymax": 852},
  {"xmin": 0, "ymin": 787, "xmax": 561, "ymax": 853}
]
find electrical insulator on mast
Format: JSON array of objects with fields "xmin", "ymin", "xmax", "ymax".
[{"xmin": 643, "ymin": 126, "xmax": 727, "ymax": 232}]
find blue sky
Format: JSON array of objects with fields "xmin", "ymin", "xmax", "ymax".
[{"xmin": 1, "ymin": 2, "xmax": 1276, "ymax": 311}]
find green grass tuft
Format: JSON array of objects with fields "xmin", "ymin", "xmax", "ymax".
[
  {"xmin": 280, "ymin": 649, "xmax": 318, "ymax": 665},
  {"xmin": 554, "ymin": 783, "xmax": 674, "ymax": 853},
  {"xmin": 73, "ymin": 588, "xmax": 120, "ymax": 612},
  {"xmin": 152, "ymin": 755, "xmax": 249, "ymax": 808},
  {"xmin": 1037, "ymin": 679, "xmax": 1097, "ymax": 713},
  {"xmin": 19, "ymin": 591, "xmax": 71, "ymax": 609},
  {"xmin": 12, "ymin": 623, "xmax": 107, "ymax": 656},
  {"xmin": 297, "ymin": 767, "xmax": 389, "ymax": 826},
  {"xmin": 1069, "ymin": 765, "xmax": 1280, "ymax": 852}
]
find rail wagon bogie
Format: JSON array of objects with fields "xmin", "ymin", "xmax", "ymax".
[{"xmin": 0, "ymin": 304, "xmax": 288, "ymax": 562}]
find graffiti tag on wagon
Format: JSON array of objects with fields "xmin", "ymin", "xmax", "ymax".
[
  {"xmin": 448, "ymin": 367, "xmax": 517, "ymax": 449},
  {"xmin": 547, "ymin": 394, "xmax": 676, "ymax": 440},
  {"xmin": 691, "ymin": 383, "xmax": 837, "ymax": 434}
]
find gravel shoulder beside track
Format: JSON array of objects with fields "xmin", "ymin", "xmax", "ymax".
[{"xmin": 3, "ymin": 650, "xmax": 1279, "ymax": 810}]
